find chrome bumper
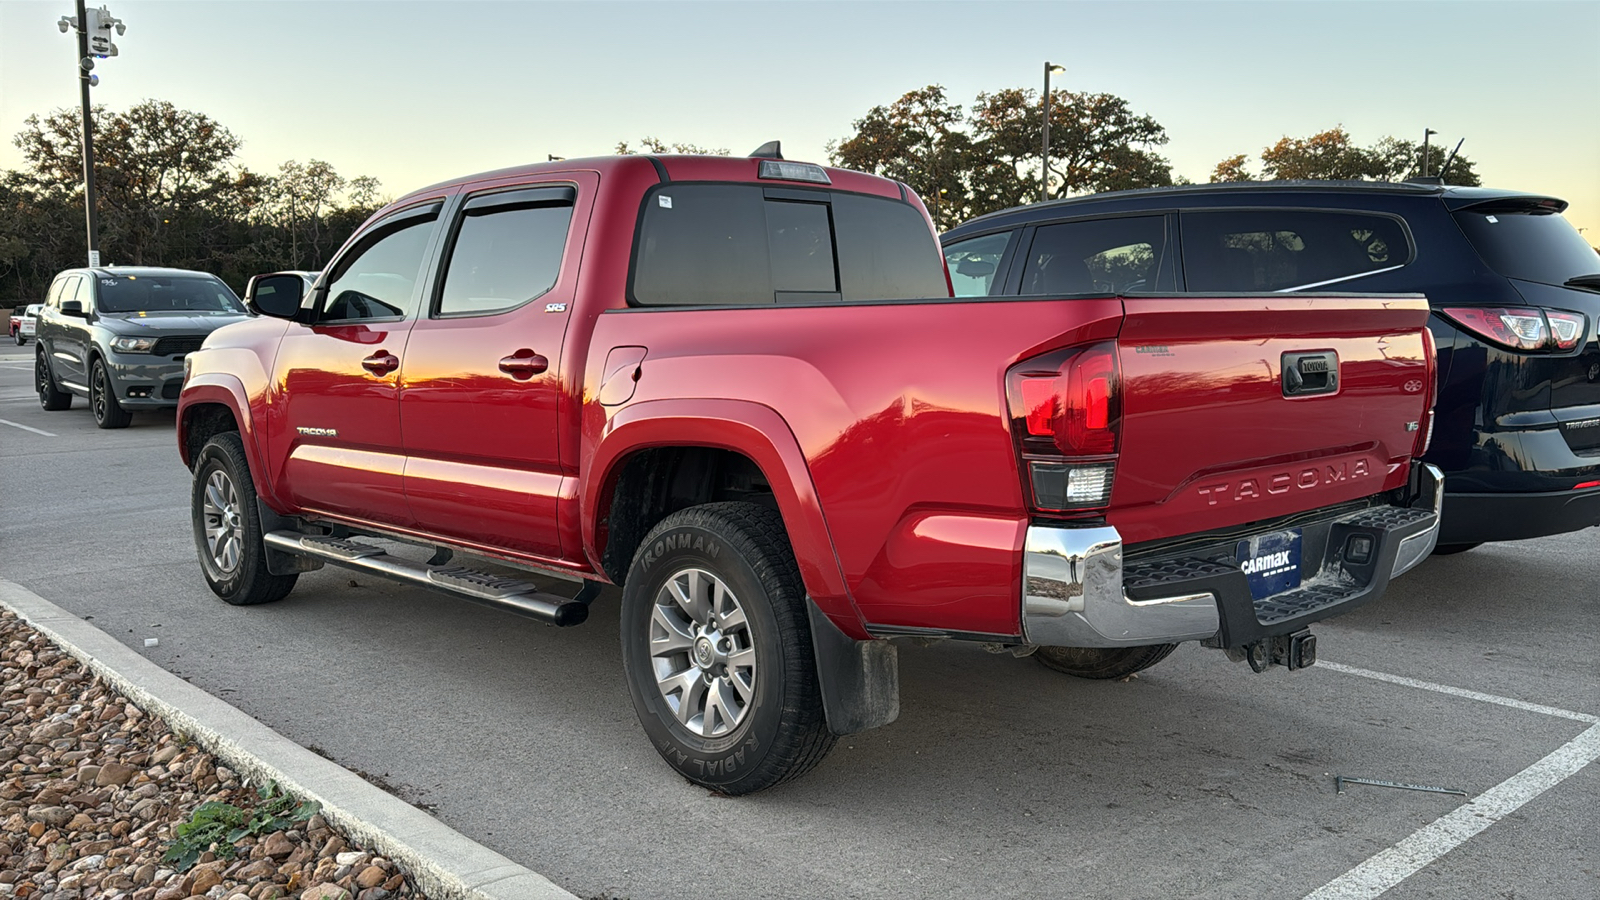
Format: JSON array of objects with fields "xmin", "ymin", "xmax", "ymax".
[{"xmin": 1020, "ymin": 464, "xmax": 1445, "ymax": 648}]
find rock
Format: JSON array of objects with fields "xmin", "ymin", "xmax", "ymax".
[
  {"xmin": 153, "ymin": 888, "xmax": 188, "ymax": 900},
  {"xmin": 79, "ymin": 840, "xmax": 115, "ymax": 857},
  {"xmin": 333, "ymin": 853, "xmax": 362, "ymax": 867},
  {"xmin": 300, "ymin": 885, "xmax": 350, "ymax": 900},
  {"xmin": 234, "ymin": 859, "xmax": 276, "ymax": 882},
  {"xmin": 356, "ymin": 890, "xmax": 388, "ymax": 900},
  {"xmin": 28, "ymin": 722, "xmax": 72, "ymax": 742},
  {"xmin": 354, "ymin": 868, "xmax": 385, "ymax": 891},
  {"xmin": 151, "ymin": 746, "xmax": 180, "ymax": 765},
  {"xmin": 259, "ymin": 832, "xmax": 294, "ymax": 859},
  {"xmin": 190, "ymin": 867, "xmax": 222, "ymax": 895},
  {"xmin": 317, "ymin": 837, "xmax": 345, "ymax": 860},
  {"xmin": 380, "ymin": 876, "xmax": 402, "ymax": 893},
  {"xmin": 71, "ymin": 855, "xmax": 105, "ymax": 872},
  {"xmin": 133, "ymin": 864, "xmax": 157, "ymax": 886},
  {"xmin": 75, "ymin": 766, "xmax": 102, "ymax": 785},
  {"xmin": 25, "ymin": 807, "xmax": 72, "ymax": 828},
  {"xmin": 95, "ymin": 763, "xmax": 139, "ymax": 787},
  {"xmin": 66, "ymin": 813, "xmax": 96, "ymax": 832}
]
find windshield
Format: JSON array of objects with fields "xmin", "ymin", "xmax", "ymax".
[
  {"xmin": 94, "ymin": 274, "xmax": 245, "ymax": 314},
  {"xmin": 1454, "ymin": 209, "xmax": 1600, "ymax": 288}
]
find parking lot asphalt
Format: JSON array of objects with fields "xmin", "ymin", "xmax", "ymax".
[{"xmin": 1, "ymin": 346, "xmax": 1596, "ymax": 900}]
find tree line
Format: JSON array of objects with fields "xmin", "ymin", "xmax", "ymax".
[{"xmin": 2, "ymin": 91, "xmax": 1487, "ymax": 302}]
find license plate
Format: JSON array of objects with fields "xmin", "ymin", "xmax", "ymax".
[{"xmin": 1236, "ymin": 528, "xmax": 1303, "ymax": 600}]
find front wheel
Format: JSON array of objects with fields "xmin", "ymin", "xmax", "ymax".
[
  {"xmin": 1036, "ymin": 644, "xmax": 1178, "ymax": 679},
  {"xmin": 620, "ymin": 502, "xmax": 835, "ymax": 794},
  {"xmin": 191, "ymin": 432, "xmax": 297, "ymax": 605},
  {"xmin": 14, "ymin": 333, "xmax": 24, "ymax": 346},
  {"xmin": 90, "ymin": 358, "xmax": 132, "ymax": 429},
  {"xmin": 36, "ymin": 349, "xmax": 71, "ymax": 411}
]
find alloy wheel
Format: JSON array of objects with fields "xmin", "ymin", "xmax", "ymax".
[
  {"xmin": 201, "ymin": 469, "xmax": 244, "ymax": 574},
  {"xmin": 649, "ymin": 567, "xmax": 757, "ymax": 737}
]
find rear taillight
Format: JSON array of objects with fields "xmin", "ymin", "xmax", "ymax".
[
  {"xmin": 1441, "ymin": 307, "xmax": 1588, "ymax": 353},
  {"xmin": 1006, "ymin": 342, "xmax": 1121, "ymax": 513},
  {"xmin": 1416, "ymin": 327, "xmax": 1437, "ymax": 456}
]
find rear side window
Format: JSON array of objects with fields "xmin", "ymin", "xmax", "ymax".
[
  {"xmin": 631, "ymin": 184, "xmax": 946, "ymax": 306},
  {"xmin": 944, "ymin": 232, "xmax": 1013, "ymax": 297},
  {"xmin": 1182, "ymin": 209, "xmax": 1411, "ymax": 292},
  {"xmin": 1453, "ymin": 207, "xmax": 1599, "ymax": 288},
  {"xmin": 437, "ymin": 187, "xmax": 574, "ymax": 317},
  {"xmin": 1020, "ymin": 216, "xmax": 1165, "ymax": 294}
]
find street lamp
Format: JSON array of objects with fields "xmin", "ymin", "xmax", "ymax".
[
  {"xmin": 1420, "ymin": 128, "xmax": 1438, "ymax": 178},
  {"xmin": 1041, "ymin": 62, "xmax": 1065, "ymax": 203},
  {"xmin": 58, "ymin": 2, "xmax": 126, "ymax": 267}
]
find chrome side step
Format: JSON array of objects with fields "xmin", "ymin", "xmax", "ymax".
[{"xmin": 263, "ymin": 531, "xmax": 596, "ymax": 627}]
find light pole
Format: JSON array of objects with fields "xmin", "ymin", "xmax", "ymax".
[
  {"xmin": 1420, "ymin": 127, "xmax": 1437, "ymax": 178},
  {"xmin": 1041, "ymin": 62, "xmax": 1065, "ymax": 203},
  {"xmin": 57, "ymin": 2, "xmax": 125, "ymax": 267}
]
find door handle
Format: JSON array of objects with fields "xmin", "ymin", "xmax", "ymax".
[
  {"xmin": 361, "ymin": 351, "xmax": 399, "ymax": 375},
  {"xmin": 498, "ymin": 350, "xmax": 549, "ymax": 380}
]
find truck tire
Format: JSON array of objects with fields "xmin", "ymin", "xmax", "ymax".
[
  {"xmin": 620, "ymin": 502, "xmax": 835, "ymax": 794},
  {"xmin": 191, "ymin": 432, "xmax": 298, "ymax": 606},
  {"xmin": 1431, "ymin": 542, "xmax": 1481, "ymax": 556},
  {"xmin": 1035, "ymin": 644, "xmax": 1178, "ymax": 680},
  {"xmin": 35, "ymin": 348, "xmax": 72, "ymax": 411},
  {"xmin": 89, "ymin": 358, "xmax": 133, "ymax": 429}
]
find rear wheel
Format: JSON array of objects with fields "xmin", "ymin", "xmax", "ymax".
[
  {"xmin": 192, "ymin": 432, "xmax": 297, "ymax": 605},
  {"xmin": 1431, "ymin": 542, "xmax": 1482, "ymax": 556},
  {"xmin": 1036, "ymin": 644, "xmax": 1178, "ymax": 679},
  {"xmin": 14, "ymin": 333, "xmax": 24, "ymax": 346},
  {"xmin": 35, "ymin": 348, "xmax": 71, "ymax": 411},
  {"xmin": 90, "ymin": 358, "xmax": 132, "ymax": 429},
  {"xmin": 620, "ymin": 502, "xmax": 834, "ymax": 794}
]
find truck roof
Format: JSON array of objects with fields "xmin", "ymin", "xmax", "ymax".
[{"xmin": 392, "ymin": 154, "xmax": 907, "ymax": 210}]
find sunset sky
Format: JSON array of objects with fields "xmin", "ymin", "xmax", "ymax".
[{"xmin": 3, "ymin": 0, "xmax": 1596, "ymax": 238}]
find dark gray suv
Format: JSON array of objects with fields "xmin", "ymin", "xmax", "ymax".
[{"xmin": 34, "ymin": 267, "xmax": 249, "ymax": 428}]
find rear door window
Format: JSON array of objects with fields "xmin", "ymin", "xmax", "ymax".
[
  {"xmin": 1182, "ymin": 209, "xmax": 1411, "ymax": 292},
  {"xmin": 436, "ymin": 187, "xmax": 574, "ymax": 317},
  {"xmin": 630, "ymin": 184, "xmax": 946, "ymax": 306},
  {"xmin": 943, "ymin": 232, "xmax": 1013, "ymax": 297},
  {"xmin": 1453, "ymin": 206, "xmax": 1599, "ymax": 288},
  {"xmin": 1019, "ymin": 216, "xmax": 1165, "ymax": 294}
]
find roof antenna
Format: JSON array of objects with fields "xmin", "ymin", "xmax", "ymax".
[
  {"xmin": 748, "ymin": 141, "xmax": 783, "ymax": 159},
  {"xmin": 1436, "ymin": 138, "xmax": 1464, "ymax": 183}
]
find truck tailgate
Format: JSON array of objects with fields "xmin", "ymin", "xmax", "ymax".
[{"xmin": 1110, "ymin": 294, "xmax": 1433, "ymax": 546}]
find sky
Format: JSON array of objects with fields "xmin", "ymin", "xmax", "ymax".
[{"xmin": 2, "ymin": 0, "xmax": 1597, "ymax": 237}]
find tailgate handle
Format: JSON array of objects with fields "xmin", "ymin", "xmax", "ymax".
[{"xmin": 1282, "ymin": 351, "xmax": 1339, "ymax": 397}]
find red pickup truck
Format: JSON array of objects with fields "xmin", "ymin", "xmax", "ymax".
[{"xmin": 177, "ymin": 151, "xmax": 1443, "ymax": 794}]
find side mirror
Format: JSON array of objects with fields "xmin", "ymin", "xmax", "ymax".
[
  {"xmin": 60, "ymin": 300, "xmax": 87, "ymax": 318},
  {"xmin": 245, "ymin": 273, "xmax": 306, "ymax": 319}
]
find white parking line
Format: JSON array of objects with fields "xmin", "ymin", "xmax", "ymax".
[
  {"xmin": 1320, "ymin": 661, "xmax": 1598, "ymax": 723},
  {"xmin": 0, "ymin": 418, "xmax": 55, "ymax": 437},
  {"xmin": 1304, "ymin": 723, "xmax": 1600, "ymax": 900},
  {"xmin": 1302, "ymin": 663, "xmax": 1599, "ymax": 900}
]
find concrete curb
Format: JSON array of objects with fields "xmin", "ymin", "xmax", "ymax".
[{"xmin": 0, "ymin": 578, "xmax": 579, "ymax": 900}]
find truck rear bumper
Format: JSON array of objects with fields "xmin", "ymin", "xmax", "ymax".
[{"xmin": 1021, "ymin": 464, "xmax": 1443, "ymax": 649}]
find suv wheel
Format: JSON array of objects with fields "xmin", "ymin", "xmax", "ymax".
[
  {"xmin": 89, "ymin": 358, "xmax": 132, "ymax": 429},
  {"xmin": 36, "ymin": 348, "xmax": 71, "ymax": 411},
  {"xmin": 191, "ymin": 432, "xmax": 298, "ymax": 605},
  {"xmin": 1036, "ymin": 644, "xmax": 1178, "ymax": 679},
  {"xmin": 620, "ymin": 502, "xmax": 835, "ymax": 794}
]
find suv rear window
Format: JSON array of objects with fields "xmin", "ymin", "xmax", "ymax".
[
  {"xmin": 1182, "ymin": 210, "xmax": 1411, "ymax": 292},
  {"xmin": 1453, "ymin": 207, "xmax": 1599, "ymax": 288},
  {"xmin": 630, "ymin": 185, "xmax": 947, "ymax": 306}
]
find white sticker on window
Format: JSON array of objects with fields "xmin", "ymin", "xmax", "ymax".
[
  {"xmin": 1485, "ymin": 215, "xmax": 1498, "ymax": 223},
  {"xmin": 658, "ymin": 195, "xmax": 673, "ymax": 209}
]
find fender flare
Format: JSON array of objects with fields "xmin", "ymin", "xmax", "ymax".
[
  {"xmin": 583, "ymin": 397, "xmax": 862, "ymax": 631},
  {"xmin": 177, "ymin": 374, "xmax": 272, "ymax": 499}
]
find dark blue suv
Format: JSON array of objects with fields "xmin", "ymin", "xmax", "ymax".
[{"xmin": 941, "ymin": 182, "xmax": 1600, "ymax": 553}]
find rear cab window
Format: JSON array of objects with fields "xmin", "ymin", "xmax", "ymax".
[
  {"xmin": 629, "ymin": 184, "xmax": 948, "ymax": 306},
  {"xmin": 1181, "ymin": 209, "xmax": 1412, "ymax": 292}
]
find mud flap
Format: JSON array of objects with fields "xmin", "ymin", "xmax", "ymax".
[
  {"xmin": 255, "ymin": 498, "xmax": 324, "ymax": 576},
  {"xmin": 807, "ymin": 600, "xmax": 899, "ymax": 735}
]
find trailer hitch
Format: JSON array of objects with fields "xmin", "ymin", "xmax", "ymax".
[{"xmin": 1231, "ymin": 629, "xmax": 1317, "ymax": 672}]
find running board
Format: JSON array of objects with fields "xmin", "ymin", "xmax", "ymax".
[{"xmin": 263, "ymin": 531, "xmax": 597, "ymax": 627}]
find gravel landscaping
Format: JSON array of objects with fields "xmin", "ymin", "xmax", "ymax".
[{"xmin": 1, "ymin": 610, "xmax": 427, "ymax": 900}]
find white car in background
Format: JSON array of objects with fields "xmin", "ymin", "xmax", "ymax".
[{"xmin": 10, "ymin": 303, "xmax": 42, "ymax": 345}]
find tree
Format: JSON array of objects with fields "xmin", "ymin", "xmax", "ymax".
[
  {"xmin": 828, "ymin": 85, "xmax": 972, "ymax": 229},
  {"xmin": 830, "ymin": 84, "xmax": 1173, "ymax": 227},
  {"xmin": 1212, "ymin": 127, "xmax": 1480, "ymax": 185},
  {"xmin": 615, "ymin": 137, "xmax": 729, "ymax": 155}
]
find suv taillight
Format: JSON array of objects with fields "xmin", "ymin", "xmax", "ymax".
[
  {"xmin": 1005, "ymin": 342, "xmax": 1120, "ymax": 513},
  {"xmin": 1416, "ymin": 326, "xmax": 1437, "ymax": 457},
  {"xmin": 1441, "ymin": 307, "xmax": 1587, "ymax": 353}
]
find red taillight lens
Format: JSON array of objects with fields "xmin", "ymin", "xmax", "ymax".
[
  {"xmin": 1441, "ymin": 307, "xmax": 1588, "ymax": 353},
  {"xmin": 1006, "ymin": 342, "xmax": 1121, "ymax": 513}
]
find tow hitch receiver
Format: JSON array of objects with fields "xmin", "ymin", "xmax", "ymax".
[{"xmin": 1237, "ymin": 629, "xmax": 1317, "ymax": 672}]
